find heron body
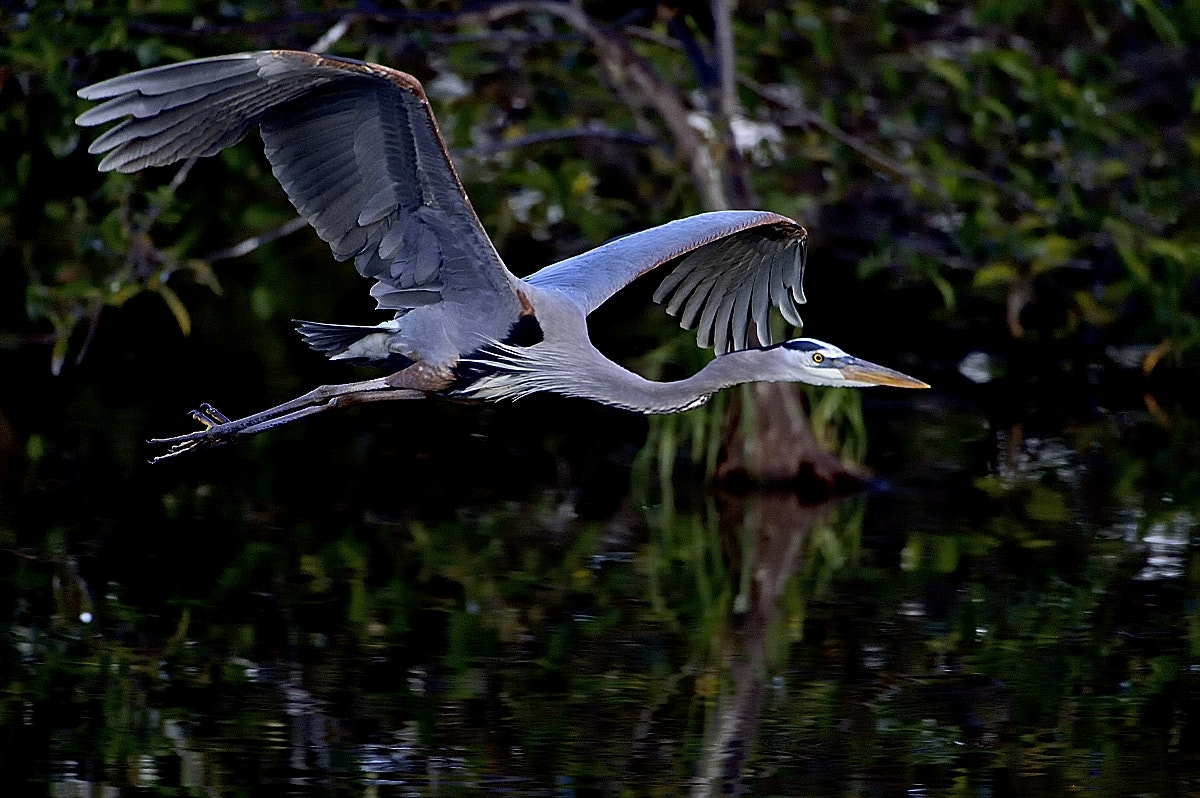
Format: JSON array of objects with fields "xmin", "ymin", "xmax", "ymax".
[{"xmin": 76, "ymin": 50, "xmax": 927, "ymax": 461}]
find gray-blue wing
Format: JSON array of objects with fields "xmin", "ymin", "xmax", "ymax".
[
  {"xmin": 76, "ymin": 50, "xmax": 522, "ymax": 318},
  {"xmin": 525, "ymin": 210, "xmax": 807, "ymax": 353}
]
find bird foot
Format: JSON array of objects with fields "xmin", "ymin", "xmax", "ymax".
[
  {"xmin": 145, "ymin": 378, "xmax": 428, "ymax": 463},
  {"xmin": 147, "ymin": 403, "xmax": 238, "ymax": 463}
]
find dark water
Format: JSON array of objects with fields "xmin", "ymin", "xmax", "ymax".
[{"xmin": 1, "ymin": 320, "xmax": 1198, "ymax": 796}]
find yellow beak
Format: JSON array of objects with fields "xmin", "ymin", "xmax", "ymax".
[{"xmin": 838, "ymin": 358, "xmax": 930, "ymax": 389}]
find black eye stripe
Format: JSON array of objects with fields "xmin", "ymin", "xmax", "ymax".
[{"xmin": 781, "ymin": 340, "xmax": 822, "ymax": 352}]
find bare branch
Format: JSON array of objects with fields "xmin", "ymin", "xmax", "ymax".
[
  {"xmin": 741, "ymin": 76, "xmax": 945, "ymax": 196},
  {"xmin": 310, "ymin": 15, "xmax": 355, "ymax": 52},
  {"xmin": 0, "ymin": 331, "xmax": 61, "ymax": 350},
  {"xmin": 73, "ymin": 296, "xmax": 104, "ymax": 368},
  {"xmin": 455, "ymin": 126, "xmax": 660, "ymax": 159},
  {"xmin": 469, "ymin": 1, "xmax": 730, "ymax": 209},
  {"xmin": 138, "ymin": 156, "xmax": 197, "ymax": 234},
  {"xmin": 711, "ymin": 0, "xmax": 737, "ymax": 121},
  {"xmin": 709, "ymin": 0, "xmax": 756, "ymax": 209},
  {"xmin": 623, "ymin": 21, "xmax": 947, "ymax": 201},
  {"xmin": 201, "ymin": 216, "xmax": 311, "ymax": 263}
]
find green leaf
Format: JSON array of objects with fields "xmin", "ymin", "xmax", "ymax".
[
  {"xmin": 250, "ymin": 286, "xmax": 274, "ymax": 320},
  {"xmin": 1073, "ymin": 290, "xmax": 1117, "ymax": 326},
  {"xmin": 1098, "ymin": 158, "xmax": 1129, "ymax": 181},
  {"xmin": 1131, "ymin": 0, "xmax": 1183, "ymax": 47},
  {"xmin": 1031, "ymin": 234, "xmax": 1074, "ymax": 275},
  {"xmin": 155, "ymin": 283, "xmax": 191, "ymax": 336},
  {"xmin": 1116, "ymin": 242, "xmax": 1151, "ymax": 283},
  {"xmin": 974, "ymin": 261, "xmax": 1019, "ymax": 287},
  {"xmin": 928, "ymin": 268, "xmax": 957, "ymax": 312},
  {"xmin": 50, "ymin": 332, "xmax": 69, "ymax": 376},
  {"xmin": 1145, "ymin": 238, "xmax": 1191, "ymax": 265},
  {"xmin": 926, "ymin": 59, "xmax": 970, "ymax": 93},
  {"xmin": 979, "ymin": 96, "xmax": 1014, "ymax": 123},
  {"xmin": 991, "ymin": 49, "xmax": 1035, "ymax": 86},
  {"xmin": 106, "ymin": 280, "xmax": 142, "ymax": 307},
  {"xmin": 1024, "ymin": 486, "xmax": 1069, "ymax": 522},
  {"xmin": 16, "ymin": 152, "xmax": 31, "ymax": 187}
]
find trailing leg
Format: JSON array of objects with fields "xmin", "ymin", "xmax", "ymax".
[{"xmin": 147, "ymin": 374, "xmax": 429, "ymax": 463}]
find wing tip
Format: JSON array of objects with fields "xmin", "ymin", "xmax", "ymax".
[{"xmin": 650, "ymin": 212, "xmax": 810, "ymax": 352}]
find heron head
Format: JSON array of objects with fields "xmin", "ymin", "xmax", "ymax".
[{"xmin": 774, "ymin": 338, "xmax": 929, "ymax": 389}]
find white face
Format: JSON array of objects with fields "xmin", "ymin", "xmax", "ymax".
[
  {"xmin": 778, "ymin": 338, "xmax": 929, "ymax": 389},
  {"xmin": 780, "ymin": 338, "xmax": 859, "ymax": 386}
]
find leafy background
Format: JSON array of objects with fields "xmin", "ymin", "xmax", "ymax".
[{"xmin": 1, "ymin": 1, "xmax": 1198, "ymax": 794}]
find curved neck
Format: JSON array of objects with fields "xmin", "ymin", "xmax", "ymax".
[
  {"xmin": 530, "ymin": 345, "xmax": 778, "ymax": 413},
  {"xmin": 458, "ymin": 341, "xmax": 782, "ymax": 413},
  {"xmin": 593, "ymin": 349, "xmax": 779, "ymax": 413}
]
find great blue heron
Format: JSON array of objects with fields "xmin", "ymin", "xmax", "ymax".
[{"xmin": 76, "ymin": 50, "xmax": 927, "ymax": 462}]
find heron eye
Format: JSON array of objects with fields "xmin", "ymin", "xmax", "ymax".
[{"xmin": 812, "ymin": 353, "xmax": 825, "ymax": 364}]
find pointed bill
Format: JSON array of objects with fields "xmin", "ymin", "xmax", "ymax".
[{"xmin": 838, "ymin": 358, "xmax": 930, "ymax": 389}]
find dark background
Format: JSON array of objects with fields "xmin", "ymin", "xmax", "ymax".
[{"xmin": 1, "ymin": 1, "xmax": 1198, "ymax": 794}]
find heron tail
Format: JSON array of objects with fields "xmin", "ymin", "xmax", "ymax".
[
  {"xmin": 294, "ymin": 320, "xmax": 414, "ymax": 371},
  {"xmin": 294, "ymin": 320, "xmax": 377, "ymax": 353}
]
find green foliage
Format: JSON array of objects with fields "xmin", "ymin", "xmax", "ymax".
[
  {"xmin": 7, "ymin": 0, "xmax": 1196, "ymax": 387},
  {"xmin": 737, "ymin": 1, "xmax": 1198, "ymax": 365},
  {"xmin": 3, "ymin": 6, "xmax": 1200, "ymax": 789},
  {"xmin": 2, "ymin": 3, "xmax": 223, "ymax": 373}
]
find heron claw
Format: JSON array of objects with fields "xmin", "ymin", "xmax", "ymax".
[
  {"xmin": 147, "ymin": 405, "xmax": 237, "ymax": 463},
  {"xmin": 196, "ymin": 403, "xmax": 232, "ymax": 425},
  {"xmin": 184, "ymin": 403, "xmax": 232, "ymax": 429}
]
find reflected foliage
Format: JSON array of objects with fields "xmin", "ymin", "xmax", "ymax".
[{"xmin": 2, "ymin": 405, "xmax": 1198, "ymax": 793}]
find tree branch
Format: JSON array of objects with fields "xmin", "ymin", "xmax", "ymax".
[
  {"xmin": 309, "ymin": 14, "xmax": 355, "ymax": 52},
  {"xmin": 201, "ymin": 216, "xmax": 311, "ymax": 263},
  {"xmin": 469, "ymin": 1, "xmax": 730, "ymax": 209},
  {"xmin": 454, "ymin": 126, "xmax": 661, "ymax": 159},
  {"xmin": 621, "ymin": 21, "xmax": 948, "ymax": 202},
  {"xmin": 709, "ymin": 0, "xmax": 756, "ymax": 209},
  {"xmin": 137, "ymin": 157, "xmax": 197, "ymax": 235}
]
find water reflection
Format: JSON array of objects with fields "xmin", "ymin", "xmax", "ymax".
[
  {"xmin": 1133, "ymin": 510, "xmax": 1193, "ymax": 581},
  {"xmin": 2, "ymin": 393, "xmax": 1199, "ymax": 794},
  {"xmin": 692, "ymin": 492, "xmax": 837, "ymax": 796}
]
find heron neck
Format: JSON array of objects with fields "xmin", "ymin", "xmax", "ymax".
[
  {"xmin": 572, "ymin": 345, "xmax": 775, "ymax": 414},
  {"xmin": 458, "ymin": 341, "xmax": 778, "ymax": 413}
]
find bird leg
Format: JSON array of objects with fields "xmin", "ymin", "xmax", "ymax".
[{"xmin": 147, "ymin": 371, "xmax": 437, "ymax": 463}]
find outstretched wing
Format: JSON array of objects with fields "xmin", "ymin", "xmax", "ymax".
[
  {"xmin": 76, "ymin": 50, "xmax": 522, "ymax": 317},
  {"xmin": 525, "ymin": 210, "xmax": 807, "ymax": 353}
]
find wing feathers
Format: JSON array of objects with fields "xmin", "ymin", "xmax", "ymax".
[
  {"xmin": 527, "ymin": 210, "xmax": 807, "ymax": 354},
  {"xmin": 678, "ymin": 271, "xmax": 718, "ymax": 331},
  {"xmin": 663, "ymin": 254, "xmax": 716, "ymax": 319},
  {"xmin": 80, "ymin": 54, "xmax": 808, "ymax": 360},
  {"xmin": 749, "ymin": 262, "xmax": 773, "ymax": 347},
  {"xmin": 695, "ymin": 259, "xmax": 743, "ymax": 351},
  {"xmin": 76, "ymin": 54, "xmax": 262, "ymax": 102},
  {"xmin": 77, "ymin": 50, "xmax": 522, "ymax": 327},
  {"xmin": 360, "ymin": 188, "xmax": 398, "ymax": 227},
  {"xmin": 650, "ymin": 215, "xmax": 807, "ymax": 351},
  {"xmin": 77, "ymin": 72, "xmax": 260, "ymax": 126},
  {"xmin": 730, "ymin": 276, "xmax": 754, "ymax": 351}
]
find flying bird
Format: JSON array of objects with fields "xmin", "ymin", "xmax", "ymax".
[{"xmin": 76, "ymin": 50, "xmax": 927, "ymax": 462}]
